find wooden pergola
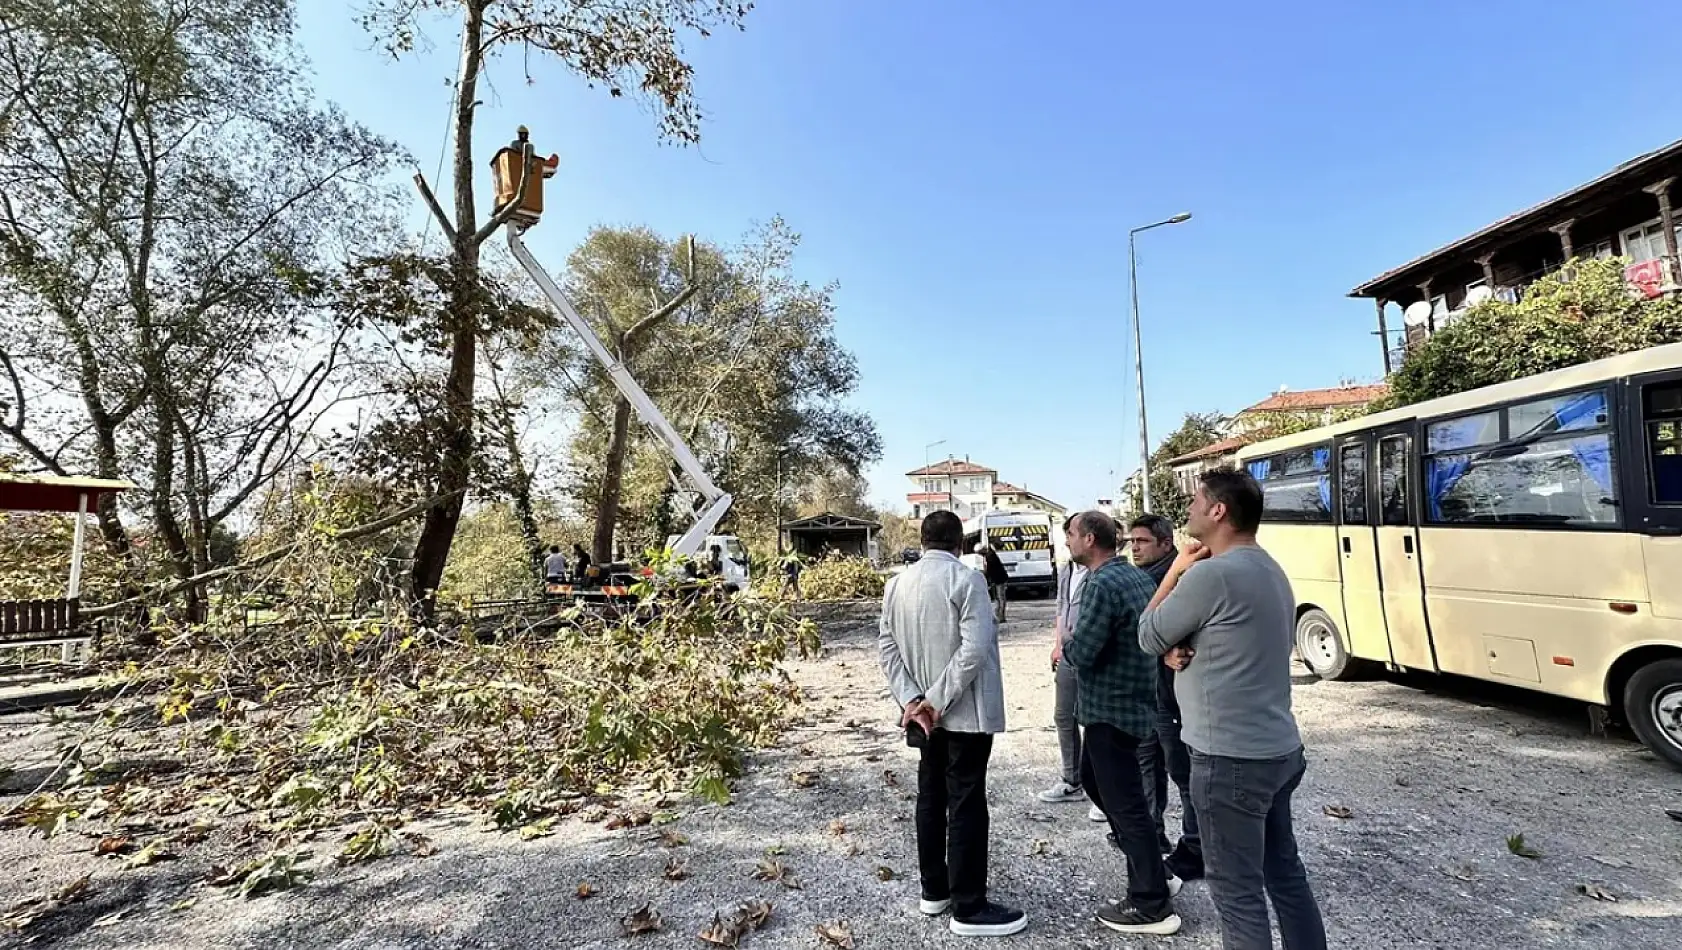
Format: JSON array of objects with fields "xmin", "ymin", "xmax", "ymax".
[{"xmin": 0, "ymin": 474, "xmax": 133, "ymax": 655}]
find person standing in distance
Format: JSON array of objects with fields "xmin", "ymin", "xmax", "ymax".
[
  {"xmin": 878, "ymin": 511, "xmax": 1027, "ymax": 937},
  {"xmin": 1139, "ymin": 469, "xmax": 1326, "ymax": 950},
  {"xmin": 1063, "ymin": 510, "xmax": 1183, "ymax": 936}
]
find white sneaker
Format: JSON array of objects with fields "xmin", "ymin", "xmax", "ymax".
[
  {"xmin": 1088, "ymin": 804, "xmax": 1107, "ymax": 822},
  {"xmin": 919, "ymin": 897, "xmax": 952, "ymax": 916},
  {"xmin": 1037, "ymin": 782, "xmax": 1085, "ymax": 804}
]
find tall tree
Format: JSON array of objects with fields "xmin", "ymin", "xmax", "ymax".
[
  {"xmin": 357, "ymin": 0, "xmax": 753, "ymax": 610},
  {"xmin": 0, "ymin": 0, "xmax": 395, "ymax": 615}
]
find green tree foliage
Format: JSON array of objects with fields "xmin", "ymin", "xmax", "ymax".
[
  {"xmin": 1390, "ymin": 258, "xmax": 1682, "ymax": 406},
  {"xmin": 0, "ymin": 0, "xmax": 396, "ymax": 616},
  {"xmin": 1124, "ymin": 411, "xmax": 1227, "ymax": 526}
]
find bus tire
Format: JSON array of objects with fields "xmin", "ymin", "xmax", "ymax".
[
  {"xmin": 1294, "ymin": 608, "xmax": 1363, "ymax": 681},
  {"xmin": 1623, "ymin": 658, "xmax": 1682, "ymax": 771}
]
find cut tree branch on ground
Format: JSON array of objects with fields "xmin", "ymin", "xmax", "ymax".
[{"xmin": 81, "ymin": 490, "xmax": 464, "ymax": 619}]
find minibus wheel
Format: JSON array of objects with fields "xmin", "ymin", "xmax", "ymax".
[
  {"xmin": 1294, "ymin": 608, "xmax": 1362, "ymax": 681},
  {"xmin": 1624, "ymin": 658, "xmax": 1682, "ymax": 770}
]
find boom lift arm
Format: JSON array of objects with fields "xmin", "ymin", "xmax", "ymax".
[{"xmin": 491, "ymin": 129, "xmax": 732, "ymax": 559}]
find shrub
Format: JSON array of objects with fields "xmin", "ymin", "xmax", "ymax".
[{"xmin": 793, "ymin": 554, "xmax": 885, "ymax": 602}]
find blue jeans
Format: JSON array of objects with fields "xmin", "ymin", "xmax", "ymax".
[{"xmin": 1190, "ymin": 747, "xmax": 1326, "ymax": 950}]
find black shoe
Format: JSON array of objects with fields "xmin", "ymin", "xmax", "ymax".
[
  {"xmin": 950, "ymin": 901, "xmax": 1028, "ymax": 937},
  {"xmin": 1096, "ymin": 900, "xmax": 1181, "ymax": 936},
  {"xmin": 1165, "ymin": 847, "xmax": 1204, "ymax": 882}
]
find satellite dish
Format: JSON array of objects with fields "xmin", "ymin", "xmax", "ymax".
[
  {"xmin": 1465, "ymin": 285, "xmax": 1494, "ymax": 307},
  {"xmin": 1403, "ymin": 301, "xmax": 1432, "ymax": 327}
]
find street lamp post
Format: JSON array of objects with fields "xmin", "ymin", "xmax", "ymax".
[
  {"xmin": 924, "ymin": 439, "xmax": 947, "ymax": 471},
  {"xmin": 1128, "ymin": 212, "xmax": 1192, "ymax": 514}
]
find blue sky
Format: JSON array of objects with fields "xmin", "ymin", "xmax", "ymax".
[{"xmin": 297, "ymin": 0, "xmax": 1682, "ymax": 513}]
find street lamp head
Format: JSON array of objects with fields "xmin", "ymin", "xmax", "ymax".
[{"xmin": 1168, "ymin": 212, "xmax": 1192, "ymax": 224}]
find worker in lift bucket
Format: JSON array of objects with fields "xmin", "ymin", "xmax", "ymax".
[{"xmin": 543, "ymin": 545, "xmax": 568, "ymax": 584}]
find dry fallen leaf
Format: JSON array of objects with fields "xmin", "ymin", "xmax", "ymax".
[
  {"xmin": 874, "ymin": 865, "xmax": 896, "ymax": 881},
  {"xmin": 660, "ymin": 830, "xmax": 689, "ymax": 848},
  {"xmin": 1576, "ymin": 883, "xmax": 1618, "ymax": 902},
  {"xmin": 620, "ymin": 904, "xmax": 663, "ymax": 936},
  {"xmin": 1444, "ymin": 863, "xmax": 1477, "ymax": 883},
  {"xmin": 663, "ymin": 856, "xmax": 690, "ymax": 881},
  {"xmin": 864, "ymin": 754, "xmax": 882, "ymax": 763},
  {"xmin": 790, "ymin": 771, "xmax": 820, "ymax": 789},
  {"xmin": 576, "ymin": 882, "xmax": 598, "ymax": 900},
  {"xmin": 1029, "ymin": 839, "xmax": 1052, "ymax": 856},
  {"xmin": 403, "ymin": 833, "xmax": 437, "ymax": 857},
  {"xmin": 1025, "ymin": 812, "xmax": 1057, "ymax": 823},
  {"xmin": 96, "ymin": 836, "xmax": 135, "ymax": 857},
  {"xmin": 753, "ymin": 856, "xmax": 800, "ymax": 889},
  {"xmin": 1322, "ymin": 805, "xmax": 1354, "ymax": 820},
  {"xmin": 738, "ymin": 900, "xmax": 772, "ymax": 930},
  {"xmin": 519, "ymin": 818, "xmax": 555, "ymax": 840},
  {"xmin": 54, "ymin": 875, "xmax": 92, "ymax": 903},
  {"xmin": 881, "ymin": 769, "xmax": 899, "ymax": 788},
  {"xmin": 124, "ymin": 842, "xmax": 178, "ymax": 868},
  {"xmin": 699, "ymin": 911, "xmax": 746, "ymax": 947},
  {"xmin": 169, "ymin": 898, "xmax": 195, "ymax": 912},
  {"xmin": 826, "ymin": 819, "xmax": 847, "ymax": 836},
  {"xmin": 815, "ymin": 920, "xmax": 855, "ymax": 949},
  {"xmin": 843, "ymin": 842, "xmax": 862, "ymax": 857}
]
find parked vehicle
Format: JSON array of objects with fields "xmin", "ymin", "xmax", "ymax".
[
  {"xmin": 1238, "ymin": 341, "xmax": 1682, "ymax": 769},
  {"xmin": 960, "ymin": 510, "xmax": 1057, "ymax": 598}
]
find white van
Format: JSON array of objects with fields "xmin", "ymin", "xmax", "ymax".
[{"xmin": 961, "ymin": 511, "xmax": 1057, "ymax": 597}]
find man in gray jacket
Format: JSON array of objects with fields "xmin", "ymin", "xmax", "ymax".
[{"xmin": 880, "ymin": 511, "xmax": 1026, "ymax": 938}]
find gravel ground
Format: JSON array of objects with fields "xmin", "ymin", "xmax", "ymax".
[{"xmin": 2, "ymin": 599, "xmax": 1680, "ymax": 949}]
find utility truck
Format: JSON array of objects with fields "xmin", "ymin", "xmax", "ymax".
[{"xmin": 488, "ymin": 127, "xmax": 749, "ymax": 601}]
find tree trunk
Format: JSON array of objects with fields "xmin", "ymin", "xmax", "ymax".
[
  {"xmin": 593, "ymin": 394, "xmax": 633, "ymax": 564},
  {"xmin": 408, "ymin": 0, "xmax": 487, "ymax": 613}
]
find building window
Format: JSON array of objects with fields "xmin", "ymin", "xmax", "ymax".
[
  {"xmin": 1424, "ymin": 388, "xmax": 1618, "ymax": 527},
  {"xmin": 1620, "ymin": 219, "xmax": 1681, "ymax": 264},
  {"xmin": 1578, "ymin": 239, "xmax": 1614, "ymax": 260},
  {"xmin": 922, "ymin": 479, "xmax": 937, "ymax": 492},
  {"xmin": 969, "ymin": 477, "xmax": 985, "ymax": 493}
]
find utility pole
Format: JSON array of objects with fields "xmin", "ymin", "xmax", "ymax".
[{"xmin": 1128, "ymin": 212, "xmax": 1192, "ymax": 513}]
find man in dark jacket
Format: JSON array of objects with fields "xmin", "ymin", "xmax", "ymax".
[{"xmin": 1129, "ymin": 513, "xmax": 1202, "ymax": 881}]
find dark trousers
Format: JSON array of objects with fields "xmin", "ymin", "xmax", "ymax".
[
  {"xmin": 916, "ymin": 730, "xmax": 994, "ymax": 915},
  {"xmin": 1191, "ymin": 747, "xmax": 1326, "ymax": 950},
  {"xmin": 1137, "ymin": 729, "xmax": 1170, "ymax": 850},
  {"xmin": 1081, "ymin": 723, "xmax": 1173, "ymax": 916},
  {"xmin": 1156, "ymin": 665, "xmax": 1201, "ymax": 863}
]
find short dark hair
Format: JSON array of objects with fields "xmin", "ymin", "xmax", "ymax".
[
  {"xmin": 1128, "ymin": 513, "xmax": 1174, "ymax": 544},
  {"xmin": 550, "ymin": 545, "xmax": 561, "ymax": 554},
  {"xmin": 1062, "ymin": 513, "xmax": 1077, "ymax": 531},
  {"xmin": 1200, "ymin": 467, "xmax": 1263, "ymax": 534},
  {"xmin": 1073, "ymin": 510, "xmax": 1119, "ymax": 551},
  {"xmin": 921, "ymin": 510, "xmax": 963, "ymax": 552}
]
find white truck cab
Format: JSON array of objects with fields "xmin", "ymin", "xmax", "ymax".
[{"xmin": 665, "ymin": 533, "xmax": 751, "ymax": 592}]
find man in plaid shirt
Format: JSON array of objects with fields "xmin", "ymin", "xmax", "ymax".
[{"xmin": 1063, "ymin": 510, "xmax": 1183, "ymax": 936}]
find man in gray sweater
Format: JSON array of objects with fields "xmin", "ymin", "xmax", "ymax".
[{"xmin": 1138, "ymin": 469, "xmax": 1326, "ymax": 950}]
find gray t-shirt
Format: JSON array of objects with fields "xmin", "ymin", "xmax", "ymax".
[{"xmin": 1137, "ymin": 545, "xmax": 1302, "ymax": 760}]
